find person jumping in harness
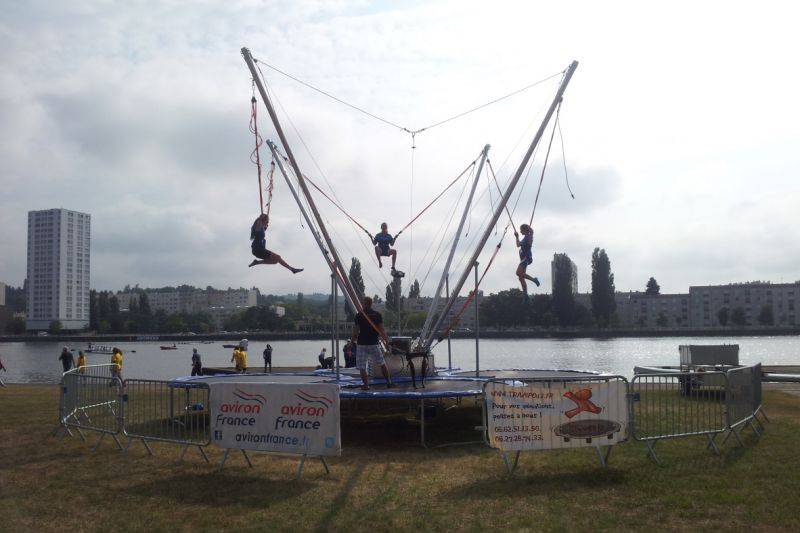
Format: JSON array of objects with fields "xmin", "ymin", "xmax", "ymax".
[
  {"xmin": 515, "ymin": 224, "xmax": 540, "ymax": 300},
  {"xmin": 373, "ymin": 222, "xmax": 400, "ymax": 274},
  {"xmin": 248, "ymin": 214, "xmax": 303, "ymax": 273}
]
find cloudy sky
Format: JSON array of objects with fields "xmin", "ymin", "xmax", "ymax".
[{"xmin": 1, "ymin": 0, "xmax": 799, "ymax": 299}]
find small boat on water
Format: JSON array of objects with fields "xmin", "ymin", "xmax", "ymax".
[
  {"xmin": 160, "ymin": 344, "xmax": 178, "ymax": 350},
  {"xmin": 86, "ymin": 343, "xmax": 114, "ymax": 354},
  {"xmin": 222, "ymin": 344, "xmax": 237, "ymax": 349}
]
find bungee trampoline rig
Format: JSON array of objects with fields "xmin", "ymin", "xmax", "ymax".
[{"xmin": 53, "ymin": 50, "xmax": 771, "ymax": 475}]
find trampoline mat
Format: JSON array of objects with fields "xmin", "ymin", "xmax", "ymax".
[
  {"xmin": 450, "ymin": 369, "xmax": 600, "ymax": 379},
  {"xmin": 341, "ymin": 377, "xmax": 484, "ymax": 399},
  {"xmin": 171, "ymin": 373, "xmax": 340, "ymax": 385}
]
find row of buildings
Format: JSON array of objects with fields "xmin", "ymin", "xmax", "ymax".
[
  {"xmin": 7, "ymin": 208, "xmax": 800, "ymax": 331},
  {"xmin": 586, "ymin": 283, "xmax": 799, "ymax": 328},
  {"xmin": 116, "ymin": 287, "xmax": 264, "ymax": 328}
]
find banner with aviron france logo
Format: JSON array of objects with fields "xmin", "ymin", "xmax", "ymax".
[
  {"xmin": 210, "ymin": 382, "xmax": 341, "ymax": 456},
  {"xmin": 485, "ymin": 379, "xmax": 628, "ymax": 451}
]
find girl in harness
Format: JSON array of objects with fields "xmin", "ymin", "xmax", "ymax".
[
  {"xmin": 372, "ymin": 222, "xmax": 398, "ymax": 272},
  {"xmin": 515, "ymin": 224, "xmax": 540, "ymax": 299},
  {"xmin": 248, "ymin": 214, "xmax": 303, "ymax": 273}
]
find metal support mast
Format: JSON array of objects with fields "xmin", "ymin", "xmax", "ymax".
[
  {"xmin": 242, "ymin": 47, "xmax": 363, "ymax": 316},
  {"xmin": 421, "ymin": 61, "xmax": 579, "ymax": 350},
  {"xmin": 417, "ymin": 144, "xmax": 490, "ymax": 347}
]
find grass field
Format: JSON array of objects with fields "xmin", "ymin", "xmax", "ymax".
[{"xmin": 2, "ymin": 384, "xmax": 800, "ymax": 532}]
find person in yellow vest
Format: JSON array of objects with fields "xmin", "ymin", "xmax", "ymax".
[
  {"xmin": 238, "ymin": 341, "xmax": 249, "ymax": 374},
  {"xmin": 77, "ymin": 350, "xmax": 87, "ymax": 373},
  {"xmin": 231, "ymin": 347, "xmax": 242, "ymax": 372},
  {"xmin": 110, "ymin": 348, "xmax": 123, "ymax": 384}
]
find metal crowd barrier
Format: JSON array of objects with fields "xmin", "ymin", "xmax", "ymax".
[
  {"xmin": 723, "ymin": 363, "xmax": 765, "ymax": 446},
  {"xmin": 631, "ymin": 364, "xmax": 766, "ymax": 463},
  {"xmin": 57, "ymin": 364, "xmax": 124, "ymax": 450},
  {"xmin": 121, "ymin": 379, "xmax": 211, "ymax": 462},
  {"xmin": 482, "ymin": 375, "xmax": 630, "ymax": 472},
  {"xmin": 630, "ymin": 371, "xmax": 728, "ymax": 462}
]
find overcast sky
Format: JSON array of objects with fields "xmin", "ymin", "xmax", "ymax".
[{"xmin": 1, "ymin": 0, "xmax": 799, "ymax": 299}]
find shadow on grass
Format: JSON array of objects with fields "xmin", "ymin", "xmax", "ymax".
[
  {"xmin": 314, "ymin": 462, "xmax": 367, "ymax": 532},
  {"xmin": 443, "ymin": 467, "xmax": 628, "ymax": 499},
  {"xmin": 126, "ymin": 471, "xmax": 315, "ymax": 508}
]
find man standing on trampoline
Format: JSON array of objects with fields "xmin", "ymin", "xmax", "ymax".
[{"xmin": 351, "ymin": 296, "xmax": 393, "ymax": 391}]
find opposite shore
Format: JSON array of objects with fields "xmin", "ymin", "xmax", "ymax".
[{"xmin": 2, "ymin": 326, "xmax": 799, "ymax": 343}]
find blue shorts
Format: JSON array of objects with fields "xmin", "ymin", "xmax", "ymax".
[
  {"xmin": 377, "ymin": 244, "xmax": 391, "ymax": 256},
  {"xmin": 519, "ymin": 256, "xmax": 532, "ymax": 268}
]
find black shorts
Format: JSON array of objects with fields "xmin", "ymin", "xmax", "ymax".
[
  {"xmin": 377, "ymin": 245, "xmax": 391, "ymax": 256},
  {"xmin": 252, "ymin": 247, "xmax": 273, "ymax": 260}
]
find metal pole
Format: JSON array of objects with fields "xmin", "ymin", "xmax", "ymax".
[
  {"xmin": 422, "ymin": 60, "xmax": 579, "ymax": 350},
  {"xmin": 395, "ymin": 276, "xmax": 402, "ymax": 337},
  {"xmin": 474, "ymin": 261, "xmax": 480, "ymax": 378},
  {"xmin": 330, "ymin": 273, "xmax": 335, "ymax": 369},
  {"xmin": 243, "ymin": 48, "xmax": 362, "ymax": 315},
  {"xmin": 445, "ymin": 275, "xmax": 452, "ymax": 370},
  {"xmin": 418, "ymin": 144, "xmax": 490, "ymax": 346},
  {"xmin": 334, "ymin": 276, "xmax": 340, "ymax": 381}
]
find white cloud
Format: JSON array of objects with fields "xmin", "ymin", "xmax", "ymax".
[{"xmin": 1, "ymin": 0, "xmax": 799, "ymax": 299}]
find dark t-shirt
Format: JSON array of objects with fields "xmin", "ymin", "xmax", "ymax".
[
  {"xmin": 355, "ymin": 309, "xmax": 383, "ymax": 345},
  {"xmin": 251, "ymin": 227, "xmax": 266, "ymax": 251},
  {"xmin": 519, "ymin": 233, "xmax": 532, "ymax": 260},
  {"xmin": 263, "ymin": 348, "xmax": 272, "ymax": 361},
  {"xmin": 59, "ymin": 351, "xmax": 75, "ymax": 370}
]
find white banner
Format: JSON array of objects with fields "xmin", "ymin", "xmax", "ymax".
[
  {"xmin": 210, "ymin": 382, "xmax": 341, "ymax": 456},
  {"xmin": 486, "ymin": 380, "xmax": 628, "ymax": 451}
]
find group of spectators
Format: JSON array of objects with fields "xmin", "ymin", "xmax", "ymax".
[{"xmin": 58, "ymin": 346, "xmax": 123, "ymax": 380}]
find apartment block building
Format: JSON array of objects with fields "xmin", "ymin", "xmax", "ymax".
[
  {"xmin": 689, "ymin": 282, "xmax": 799, "ymax": 327},
  {"xmin": 26, "ymin": 209, "xmax": 91, "ymax": 330},
  {"xmin": 116, "ymin": 287, "xmax": 259, "ymax": 327}
]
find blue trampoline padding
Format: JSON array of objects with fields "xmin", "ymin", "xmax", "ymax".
[
  {"xmin": 447, "ymin": 368, "xmax": 601, "ymax": 380},
  {"xmin": 340, "ymin": 377, "xmax": 484, "ymax": 399}
]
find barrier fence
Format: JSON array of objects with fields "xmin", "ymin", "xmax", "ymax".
[
  {"xmin": 57, "ymin": 364, "xmax": 123, "ymax": 450},
  {"xmin": 483, "ymin": 375, "xmax": 629, "ymax": 472},
  {"xmin": 630, "ymin": 372, "xmax": 728, "ymax": 462},
  {"xmin": 56, "ymin": 364, "xmax": 767, "ymax": 470},
  {"xmin": 723, "ymin": 363, "xmax": 765, "ymax": 446},
  {"xmin": 121, "ymin": 379, "xmax": 211, "ymax": 461}
]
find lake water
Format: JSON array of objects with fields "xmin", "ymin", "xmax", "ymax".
[{"xmin": 1, "ymin": 335, "xmax": 798, "ymax": 384}]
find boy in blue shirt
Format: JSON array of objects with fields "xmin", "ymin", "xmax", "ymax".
[
  {"xmin": 373, "ymin": 222, "xmax": 398, "ymax": 271},
  {"xmin": 515, "ymin": 224, "xmax": 540, "ymax": 299}
]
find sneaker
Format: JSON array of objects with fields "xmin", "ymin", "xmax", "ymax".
[
  {"xmin": 248, "ymin": 260, "xmax": 259, "ymax": 268},
  {"xmin": 292, "ymin": 268, "xmax": 304, "ymax": 274},
  {"xmin": 532, "ymin": 277, "xmax": 540, "ymax": 287}
]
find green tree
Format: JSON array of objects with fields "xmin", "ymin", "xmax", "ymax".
[
  {"xmin": 758, "ymin": 304, "xmax": 774, "ymax": 326},
  {"xmin": 646, "ymin": 277, "xmax": 660, "ymax": 295},
  {"xmin": 409, "ymin": 279, "xmax": 421, "ymax": 299},
  {"xmin": 48, "ymin": 320, "xmax": 63, "ymax": 334},
  {"xmin": 552, "ymin": 254, "xmax": 577, "ymax": 326},
  {"xmin": 717, "ymin": 306, "xmax": 729, "ymax": 327},
  {"xmin": 730, "ymin": 306, "xmax": 747, "ymax": 326},
  {"xmin": 591, "ymin": 248, "xmax": 616, "ymax": 327},
  {"xmin": 385, "ymin": 283, "xmax": 400, "ymax": 312},
  {"xmin": 89, "ymin": 289, "xmax": 99, "ymax": 331},
  {"xmin": 346, "ymin": 258, "xmax": 366, "ymax": 318},
  {"xmin": 6, "ymin": 317, "xmax": 25, "ymax": 335}
]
